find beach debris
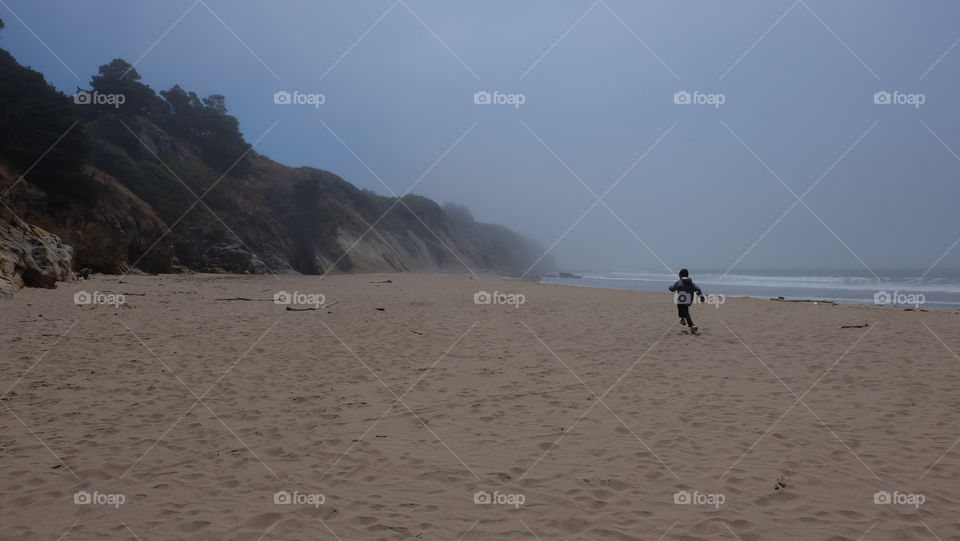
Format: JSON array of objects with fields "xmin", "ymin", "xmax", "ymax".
[
  {"xmin": 215, "ymin": 297, "xmax": 268, "ymax": 301},
  {"xmin": 774, "ymin": 474, "xmax": 788, "ymax": 491},
  {"xmin": 285, "ymin": 301, "xmax": 337, "ymax": 311},
  {"xmin": 840, "ymin": 323, "xmax": 869, "ymax": 329},
  {"xmin": 370, "ymin": 279, "xmax": 393, "ymax": 284},
  {"xmin": 771, "ymin": 298, "xmax": 836, "ymax": 305},
  {"xmin": 375, "ymin": 307, "xmax": 385, "ymax": 311},
  {"xmin": 411, "ymin": 330, "xmax": 424, "ymax": 335}
]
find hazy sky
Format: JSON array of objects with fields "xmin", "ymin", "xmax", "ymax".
[{"xmin": 3, "ymin": 1, "xmax": 960, "ymax": 275}]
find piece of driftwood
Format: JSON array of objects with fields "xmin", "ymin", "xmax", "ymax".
[
  {"xmin": 215, "ymin": 297, "xmax": 268, "ymax": 301},
  {"xmin": 370, "ymin": 279, "xmax": 393, "ymax": 284},
  {"xmin": 771, "ymin": 297, "xmax": 836, "ymax": 305},
  {"xmin": 840, "ymin": 323, "xmax": 869, "ymax": 329},
  {"xmin": 284, "ymin": 301, "xmax": 337, "ymax": 311},
  {"xmin": 411, "ymin": 330, "xmax": 424, "ymax": 335}
]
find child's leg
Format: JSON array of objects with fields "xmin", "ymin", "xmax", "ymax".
[{"xmin": 678, "ymin": 304, "xmax": 690, "ymax": 326}]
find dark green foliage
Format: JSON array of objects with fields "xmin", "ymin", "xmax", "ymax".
[
  {"xmin": 0, "ymin": 45, "xmax": 252, "ymax": 200},
  {"xmin": 87, "ymin": 59, "xmax": 167, "ymax": 118},
  {"xmin": 203, "ymin": 94, "xmax": 226, "ymax": 114},
  {"xmin": 0, "ymin": 48, "xmax": 91, "ymax": 192},
  {"xmin": 161, "ymin": 84, "xmax": 202, "ymax": 113},
  {"xmin": 160, "ymin": 85, "xmax": 251, "ymax": 174}
]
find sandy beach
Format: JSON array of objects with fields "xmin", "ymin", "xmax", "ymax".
[{"xmin": 3, "ymin": 272, "xmax": 960, "ymax": 540}]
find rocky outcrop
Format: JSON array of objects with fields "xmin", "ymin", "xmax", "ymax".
[
  {"xmin": 1, "ymin": 162, "xmax": 175, "ymax": 275},
  {"xmin": 0, "ymin": 213, "xmax": 74, "ymax": 294}
]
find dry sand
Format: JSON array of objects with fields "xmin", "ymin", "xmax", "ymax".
[{"xmin": 2, "ymin": 272, "xmax": 960, "ymax": 540}]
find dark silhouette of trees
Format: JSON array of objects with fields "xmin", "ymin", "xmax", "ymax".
[
  {"xmin": 0, "ymin": 26, "xmax": 90, "ymax": 195},
  {"xmin": 159, "ymin": 85, "xmax": 250, "ymax": 173},
  {"xmin": 87, "ymin": 58, "xmax": 165, "ymax": 117}
]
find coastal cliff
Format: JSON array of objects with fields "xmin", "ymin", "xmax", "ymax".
[{"xmin": 0, "ymin": 49, "xmax": 550, "ymax": 291}]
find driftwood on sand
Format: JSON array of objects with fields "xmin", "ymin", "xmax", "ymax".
[
  {"xmin": 771, "ymin": 297, "xmax": 836, "ymax": 305},
  {"xmin": 285, "ymin": 301, "xmax": 338, "ymax": 311}
]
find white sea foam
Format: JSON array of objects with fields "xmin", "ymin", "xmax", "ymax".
[{"xmin": 542, "ymin": 270, "xmax": 960, "ymax": 307}]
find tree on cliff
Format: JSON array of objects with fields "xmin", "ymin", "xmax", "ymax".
[
  {"xmin": 87, "ymin": 58, "xmax": 166, "ymax": 117},
  {"xmin": 159, "ymin": 85, "xmax": 250, "ymax": 174},
  {"xmin": 0, "ymin": 30, "xmax": 90, "ymax": 195}
]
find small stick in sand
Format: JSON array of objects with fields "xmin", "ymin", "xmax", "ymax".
[
  {"xmin": 840, "ymin": 323, "xmax": 869, "ymax": 329},
  {"xmin": 370, "ymin": 279, "xmax": 393, "ymax": 284}
]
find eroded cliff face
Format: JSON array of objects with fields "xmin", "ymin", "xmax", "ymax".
[
  {"xmin": 1, "ymin": 162, "xmax": 173, "ymax": 276},
  {"xmin": 1, "ymin": 121, "xmax": 550, "ymax": 282},
  {"xmin": 0, "ymin": 212, "xmax": 74, "ymax": 295}
]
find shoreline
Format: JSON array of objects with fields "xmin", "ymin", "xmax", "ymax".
[{"xmin": 536, "ymin": 274, "xmax": 960, "ymax": 312}]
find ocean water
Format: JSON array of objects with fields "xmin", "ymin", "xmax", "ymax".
[{"xmin": 538, "ymin": 270, "xmax": 960, "ymax": 309}]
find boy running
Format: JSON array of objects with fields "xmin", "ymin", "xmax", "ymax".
[{"xmin": 669, "ymin": 268, "xmax": 705, "ymax": 333}]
